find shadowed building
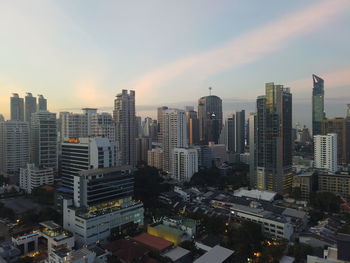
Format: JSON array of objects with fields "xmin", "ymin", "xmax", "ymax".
[{"xmin": 312, "ymin": 74, "xmax": 325, "ymax": 136}]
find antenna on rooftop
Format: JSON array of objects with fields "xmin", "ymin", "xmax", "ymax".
[{"xmin": 209, "ymin": 87, "xmax": 212, "ymax": 96}]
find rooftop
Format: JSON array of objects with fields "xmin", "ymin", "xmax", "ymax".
[
  {"xmin": 234, "ymin": 188, "xmax": 277, "ymax": 202},
  {"xmin": 162, "ymin": 246, "xmax": 190, "ymax": 261},
  {"xmin": 78, "ymin": 165, "xmax": 132, "ymax": 177},
  {"xmin": 194, "ymin": 245, "xmax": 234, "ymax": 263},
  {"xmin": 152, "ymin": 224, "xmax": 186, "ymax": 237},
  {"xmin": 132, "ymin": 233, "xmax": 173, "ymax": 252}
]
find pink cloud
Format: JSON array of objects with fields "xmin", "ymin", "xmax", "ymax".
[{"xmin": 130, "ymin": 0, "xmax": 350, "ymax": 103}]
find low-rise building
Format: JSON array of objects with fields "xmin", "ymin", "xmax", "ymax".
[
  {"xmin": 292, "ymin": 172, "xmax": 316, "ymax": 201},
  {"xmin": 193, "ymin": 245, "xmax": 234, "ymax": 263},
  {"xmin": 318, "ymin": 173, "xmax": 350, "ymax": 197}
]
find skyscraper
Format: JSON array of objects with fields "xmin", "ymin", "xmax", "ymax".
[
  {"xmin": 10, "ymin": 93, "xmax": 24, "ymax": 121},
  {"xmin": 222, "ymin": 110, "xmax": 245, "ymax": 154},
  {"xmin": 314, "ymin": 133, "xmax": 338, "ymax": 173},
  {"xmin": 25, "ymin": 92, "xmax": 37, "ymax": 125},
  {"xmin": 0, "ymin": 121, "xmax": 30, "ymax": 175},
  {"xmin": 113, "ymin": 90, "xmax": 136, "ymax": 166},
  {"xmin": 31, "ymin": 111, "xmax": 58, "ymax": 172},
  {"xmin": 198, "ymin": 95, "xmax": 222, "ymax": 144},
  {"xmin": 185, "ymin": 108, "xmax": 200, "ymax": 145},
  {"xmin": 162, "ymin": 109, "xmax": 188, "ymax": 173},
  {"xmin": 157, "ymin": 106, "xmax": 168, "ymax": 144},
  {"xmin": 248, "ymin": 113, "xmax": 257, "ymax": 187},
  {"xmin": 37, "ymin": 95, "xmax": 47, "ymax": 111},
  {"xmin": 256, "ymin": 83, "xmax": 293, "ymax": 194},
  {"xmin": 90, "ymin": 112, "xmax": 115, "ymax": 142},
  {"xmin": 59, "ymin": 112, "xmax": 88, "ymax": 141},
  {"xmin": 312, "ymin": 74, "xmax": 325, "ymax": 136},
  {"xmin": 172, "ymin": 148, "xmax": 198, "ymax": 181}
]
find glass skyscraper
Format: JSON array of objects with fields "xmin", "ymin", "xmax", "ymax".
[
  {"xmin": 256, "ymin": 83, "xmax": 293, "ymax": 194},
  {"xmin": 312, "ymin": 74, "xmax": 325, "ymax": 136}
]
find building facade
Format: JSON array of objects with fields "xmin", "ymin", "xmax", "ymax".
[
  {"xmin": 314, "ymin": 133, "xmax": 338, "ymax": 173},
  {"xmin": 312, "ymin": 74, "xmax": 325, "ymax": 136},
  {"xmin": 10, "ymin": 93, "xmax": 24, "ymax": 121},
  {"xmin": 147, "ymin": 148, "xmax": 163, "ymax": 170},
  {"xmin": 19, "ymin": 163, "xmax": 54, "ymax": 194},
  {"xmin": 113, "ymin": 90, "xmax": 136, "ymax": 167},
  {"xmin": 0, "ymin": 121, "xmax": 30, "ymax": 175},
  {"xmin": 172, "ymin": 148, "xmax": 198, "ymax": 181}
]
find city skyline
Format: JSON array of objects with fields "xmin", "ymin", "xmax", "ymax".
[{"xmin": 0, "ymin": 0, "xmax": 350, "ymax": 127}]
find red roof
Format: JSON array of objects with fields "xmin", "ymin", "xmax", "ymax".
[
  {"xmin": 132, "ymin": 233, "xmax": 173, "ymax": 252},
  {"xmin": 104, "ymin": 239, "xmax": 150, "ymax": 262}
]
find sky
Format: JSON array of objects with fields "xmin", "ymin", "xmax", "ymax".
[{"xmin": 0, "ymin": 0, "xmax": 349, "ymax": 127}]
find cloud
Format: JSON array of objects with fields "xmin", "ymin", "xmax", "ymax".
[{"xmin": 130, "ymin": 0, "xmax": 350, "ymax": 102}]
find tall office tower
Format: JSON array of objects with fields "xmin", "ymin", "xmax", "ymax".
[
  {"xmin": 0, "ymin": 121, "xmax": 30, "ymax": 175},
  {"xmin": 135, "ymin": 116, "xmax": 143, "ymax": 138},
  {"xmin": 162, "ymin": 109, "xmax": 188, "ymax": 173},
  {"xmin": 19, "ymin": 163, "xmax": 54, "ymax": 194},
  {"xmin": 248, "ymin": 113, "xmax": 257, "ymax": 187},
  {"xmin": 321, "ymin": 118, "xmax": 350, "ymax": 164},
  {"xmin": 157, "ymin": 106, "xmax": 168, "ymax": 143},
  {"xmin": 59, "ymin": 112, "xmax": 88, "ymax": 141},
  {"xmin": 63, "ymin": 167, "xmax": 144, "ymax": 246},
  {"xmin": 172, "ymin": 148, "xmax": 198, "ymax": 181},
  {"xmin": 61, "ymin": 137, "xmax": 117, "ymax": 189},
  {"xmin": 222, "ymin": 110, "xmax": 245, "ymax": 153},
  {"xmin": 10, "ymin": 93, "xmax": 24, "ymax": 121},
  {"xmin": 147, "ymin": 148, "xmax": 163, "ymax": 170},
  {"xmin": 25, "ymin": 93, "xmax": 37, "ymax": 125},
  {"xmin": 314, "ymin": 133, "xmax": 338, "ymax": 173},
  {"xmin": 312, "ymin": 74, "xmax": 325, "ymax": 136},
  {"xmin": 150, "ymin": 120, "xmax": 158, "ymax": 142},
  {"xmin": 90, "ymin": 112, "xmax": 115, "ymax": 142},
  {"xmin": 82, "ymin": 108, "xmax": 97, "ymax": 136},
  {"xmin": 198, "ymin": 95, "xmax": 223, "ymax": 144},
  {"xmin": 31, "ymin": 111, "xmax": 58, "ymax": 172},
  {"xmin": 347, "ymin": 104, "xmax": 350, "ymax": 118},
  {"xmin": 37, "ymin": 95, "xmax": 47, "ymax": 111},
  {"xmin": 113, "ymin": 90, "xmax": 136, "ymax": 167},
  {"xmin": 256, "ymin": 83, "xmax": 293, "ymax": 194},
  {"xmin": 135, "ymin": 136, "xmax": 152, "ymax": 164},
  {"xmin": 142, "ymin": 117, "xmax": 153, "ymax": 137},
  {"xmin": 186, "ymin": 109, "xmax": 200, "ymax": 145}
]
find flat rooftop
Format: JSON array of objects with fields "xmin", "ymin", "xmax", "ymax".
[
  {"xmin": 194, "ymin": 245, "xmax": 234, "ymax": 263},
  {"xmin": 162, "ymin": 246, "xmax": 190, "ymax": 261},
  {"xmin": 132, "ymin": 233, "xmax": 173, "ymax": 252}
]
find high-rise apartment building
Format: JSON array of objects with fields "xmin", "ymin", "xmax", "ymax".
[
  {"xmin": 59, "ymin": 112, "xmax": 88, "ymax": 141},
  {"xmin": 321, "ymin": 118, "xmax": 350, "ymax": 164},
  {"xmin": 113, "ymin": 90, "xmax": 136, "ymax": 166},
  {"xmin": 37, "ymin": 95, "xmax": 47, "ymax": 111},
  {"xmin": 10, "ymin": 93, "xmax": 24, "ymax": 121},
  {"xmin": 90, "ymin": 112, "xmax": 115, "ymax": 142},
  {"xmin": 162, "ymin": 109, "xmax": 188, "ymax": 173},
  {"xmin": 312, "ymin": 74, "xmax": 325, "ymax": 136},
  {"xmin": 31, "ymin": 111, "xmax": 58, "ymax": 172},
  {"xmin": 0, "ymin": 121, "xmax": 30, "ymax": 175},
  {"xmin": 25, "ymin": 92, "xmax": 37, "ymax": 125},
  {"xmin": 82, "ymin": 108, "xmax": 97, "ymax": 136},
  {"xmin": 198, "ymin": 95, "xmax": 223, "ymax": 144},
  {"xmin": 256, "ymin": 83, "xmax": 293, "ymax": 194},
  {"xmin": 172, "ymin": 148, "xmax": 198, "ymax": 181},
  {"xmin": 314, "ymin": 133, "xmax": 338, "ymax": 173},
  {"xmin": 147, "ymin": 148, "xmax": 163, "ymax": 170},
  {"xmin": 63, "ymin": 167, "xmax": 144, "ymax": 246},
  {"xmin": 186, "ymin": 109, "xmax": 199, "ymax": 145},
  {"xmin": 248, "ymin": 113, "xmax": 257, "ymax": 187},
  {"xmin": 136, "ymin": 136, "xmax": 152, "ymax": 164},
  {"xmin": 61, "ymin": 137, "xmax": 117, "ymax": 189}
]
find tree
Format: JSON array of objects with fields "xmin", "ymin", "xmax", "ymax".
[
  {"xmin": 288, "ymin": 243, "xmax": 313, "ymax": 262},
  {"xmin": 0, "ymin": 201, "xmax": 15, "ymax": 220},
  {"xmin": 309, "ymin": 192, "xmax": 341, "ymax": 213}
]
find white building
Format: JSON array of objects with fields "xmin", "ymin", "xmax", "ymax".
[
  {"xmin": 0, "ymin": 121, "xmax": 30, "ymax": 175},
  {"xmin": 59, "ymin": 112, "xmax": 88, "ymax": 141},
  {"xmin": 172, "ymin": 148, "xmax": 198, "ymax": 181},
  {"xmin": 314, "ymin": 133, "xmax": 338, "ymax": 173},
  {"xmin": 31, "ymin": 111, "xmax": 57, "ymax": 172},
  {"xmin": 162, "ymin": 109, "xmax": 188, "ymax": 173},
  {"xmin": 63, "ymin": 167, "xmax": 144, "ymax": 246},
  {"xmin": 20, "ymin": 164, "xmax": 54, "ymax": 194},
  {"xmin": 113, "ymin": 90, "xmax": 136, "ymax": 167},
  {"xmin": 61, "ymin": 137, "xmax": 117, "ymax": 189}
]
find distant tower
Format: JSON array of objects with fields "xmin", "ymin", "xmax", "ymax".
[
  {"xmin": 347, "ymin": 104, "xmax": 350, "ymax": 118},
  {"xmin": 113, "ymin": 90, "xmax": 136, "ymax": 167},
  {"xmin": 10, "ymin": 93, "xmax": 24, "ymax": 121},
  {"xmin": 25, "ymin": 93, "xmax": 37, "ymax": 126},
  {"xmin": 312, "ymin": 74, "xmax": 325, "ymax": 136},
  {"xmin": 198, "ymin": 92, "xmax": 223, "ymax": 144},
  {"xmin": 256, "ymin": 83, "xmax": 293, "ymax": 194},
  {"xmin": 37, "ymin": 95, "xmax": 47, "ymax": 111}
]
